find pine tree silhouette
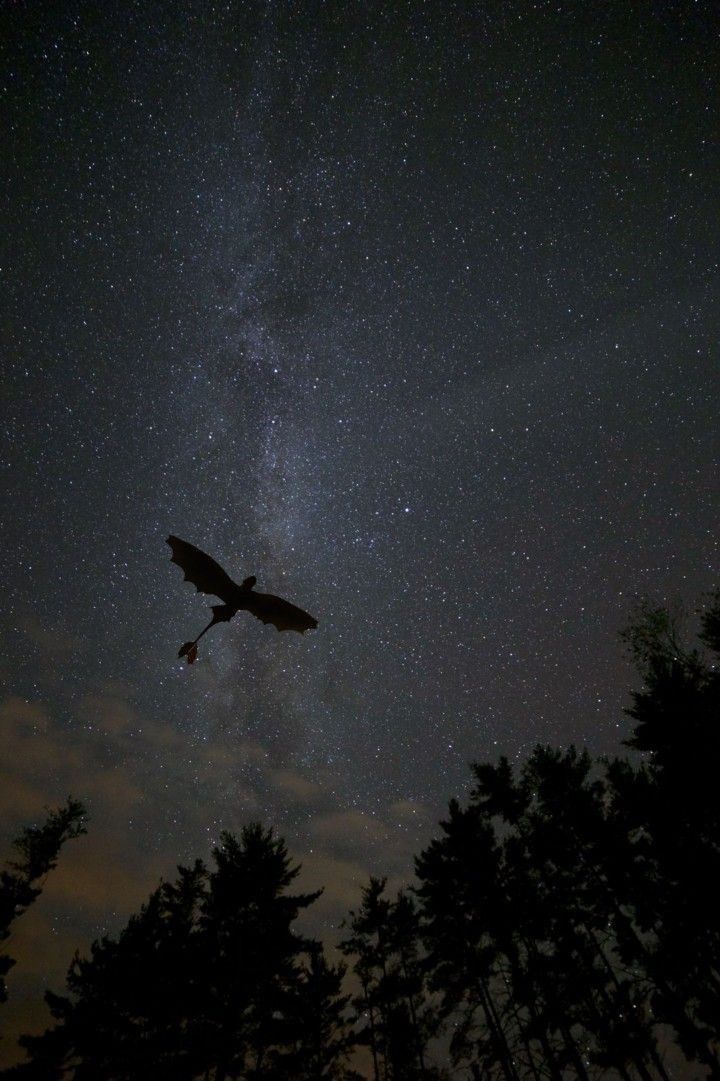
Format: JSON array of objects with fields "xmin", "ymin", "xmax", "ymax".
[
  {"xmin": 1, "ymin": 797, "xmax": 86, "ymax": 1006},
  {"xmin": 8, "ymin": 825, "xmax": 356, "ymax": 1080},
  {"xmin": 340, "ymin": 877, "xmax": 440, "ymax": 1080}
]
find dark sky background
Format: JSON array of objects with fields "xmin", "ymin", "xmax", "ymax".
[{"xmin": 1, "ymin": 0, "xmax": 718, "ymax": 1066}]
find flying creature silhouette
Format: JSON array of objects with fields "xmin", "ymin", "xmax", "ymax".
[{"xmin": 167, "ymin": 535, "xmax": 318, "ymax": 664}]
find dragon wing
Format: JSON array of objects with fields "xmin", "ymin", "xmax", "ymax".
[
  {"xmin": 167, "ymin": 535, "xmax": 238, "ymax": 604},
  {"xmin": 244, "ymin": 590, "xmax": 318, "ymax": 634}
]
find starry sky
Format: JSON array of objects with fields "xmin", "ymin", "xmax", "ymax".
[{"xmin": 1, "ymin": 0, "xmax": 718, "ymax": 1063}]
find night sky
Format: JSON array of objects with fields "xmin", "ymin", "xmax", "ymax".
[{"xmin": 1, "ymin": 0, "xmax": 718, "ymax": 1063}]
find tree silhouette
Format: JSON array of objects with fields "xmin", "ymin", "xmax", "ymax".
[
  {"xmin": 340, "ymin": 877, "xmax": 440, "ymax": 1080},
  {"xmin": 609, "ymin": 593, "xmax": 720, "ymax": 1076},
  {"xmin": 9, "ymin": 825, "xmax": 356, "ymax": 1080},
  {"xmin": 413, "ymin": 591, "xmax": 720, "ymax": 1079},
  {"xmin": 282, "ymin": 943, "xmax": 359, "ymax": 1080},
  {"xmin": 415, "ymin": 802, "xmax": 522, "ymax": 1080},
  {"xmin": 4, "ymin": 590, "xmax": 720, "ymax": 1079},
  {"xmin": 1, "ymin": 798, "xmax": 86, "ymax": 1006},
  {"xmin": 417, "ymin": 747, "xmax": 678, "ymax": 1079}
]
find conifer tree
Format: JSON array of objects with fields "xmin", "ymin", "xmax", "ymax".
[
  {"xmin": 1, "ymin": 798, "xmax": 86, "ymax": 1005},
  {"xmin": 609, "ymin": 595, "xmax": 720, "ymax": 1076},
  {"xmin": 9, "ymin": 825, "xmax": 355, "ymax": 1081},
  {"xmin": 415, "ymin": 804, "xmax": 521, "ymax": 1080},
  {"xmin": 340, "ymin": 877, "xmax": 438, "ymax": 1080}
]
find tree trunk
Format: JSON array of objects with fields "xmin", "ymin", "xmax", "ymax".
[
  {"xmin": 509, "ymin": 936, "xmax": 564, "ymax": 1081},
  {"xmin": 478, "ymin": 977, "xmax": 520, "ymax": 1081},
  {"xmin": 400, "ymin": 953, "xmax": 427, "ymax": 1076},
  {"xmin": 363, "ymin": 978, "xmax": 382, "ymax": 1081}
]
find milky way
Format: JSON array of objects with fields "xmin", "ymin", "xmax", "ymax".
[{"xmin": 1, "ymin": 1, "xmax": 718, "ymax": 1061}]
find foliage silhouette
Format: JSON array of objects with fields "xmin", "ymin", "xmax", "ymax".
[
  {"xmin": 613, "ymin": 593, "xmax": 720, "ymax": 1074},
  {"xmin": 8, "ymin": 825, "xmax": 357, "ymax": 1080},
  {"xmin": 340, "ymin": 878, "xmax": 440, "ymax": 1080},
  {"xmin": 0, "ymin": 798, "xmax": 86, "ymax": 1006},
  {"xmin": 407, "ymin": 590, "xmax": 720, "ymax": 1079},
  {"xmin": 5, "ymin": 590, "xmax": 720, "ymax": 1079}
]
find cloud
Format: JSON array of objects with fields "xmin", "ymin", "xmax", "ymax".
[
  {"xmin": 0, "ymin": 690, "xmax": 176, "ymax": 1069},
  {"xmin": 18, "ymin": 616, "xmax": 85, "ymax": 660},
  {"xmin": 295, "ymin": 850, "xmax": 369, "ymax": 929},
  {"xmin": 310, "ymin": 809, "xmax": 389, "ymax": 849},
  {"xmin": 78, "ymin": 693, "xmax": 139, "ymax": 736},
  {"xmin": 0, "ymin": 696, "xmax": 51, "ymax": 735},
  {"xmin": 8, "ymin": 615, "xmax": 88, "ymax": 693},
  {"xmin": 0, "ymin": 697, "xmax": 85, "ymax": 820},
  {"xmin": 267, "ymin": 766, "xmax": 323, "ymax": 803},
  {"xmin": 388, "ymin": 798, "xmax": 433, "ymax": 826}
]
